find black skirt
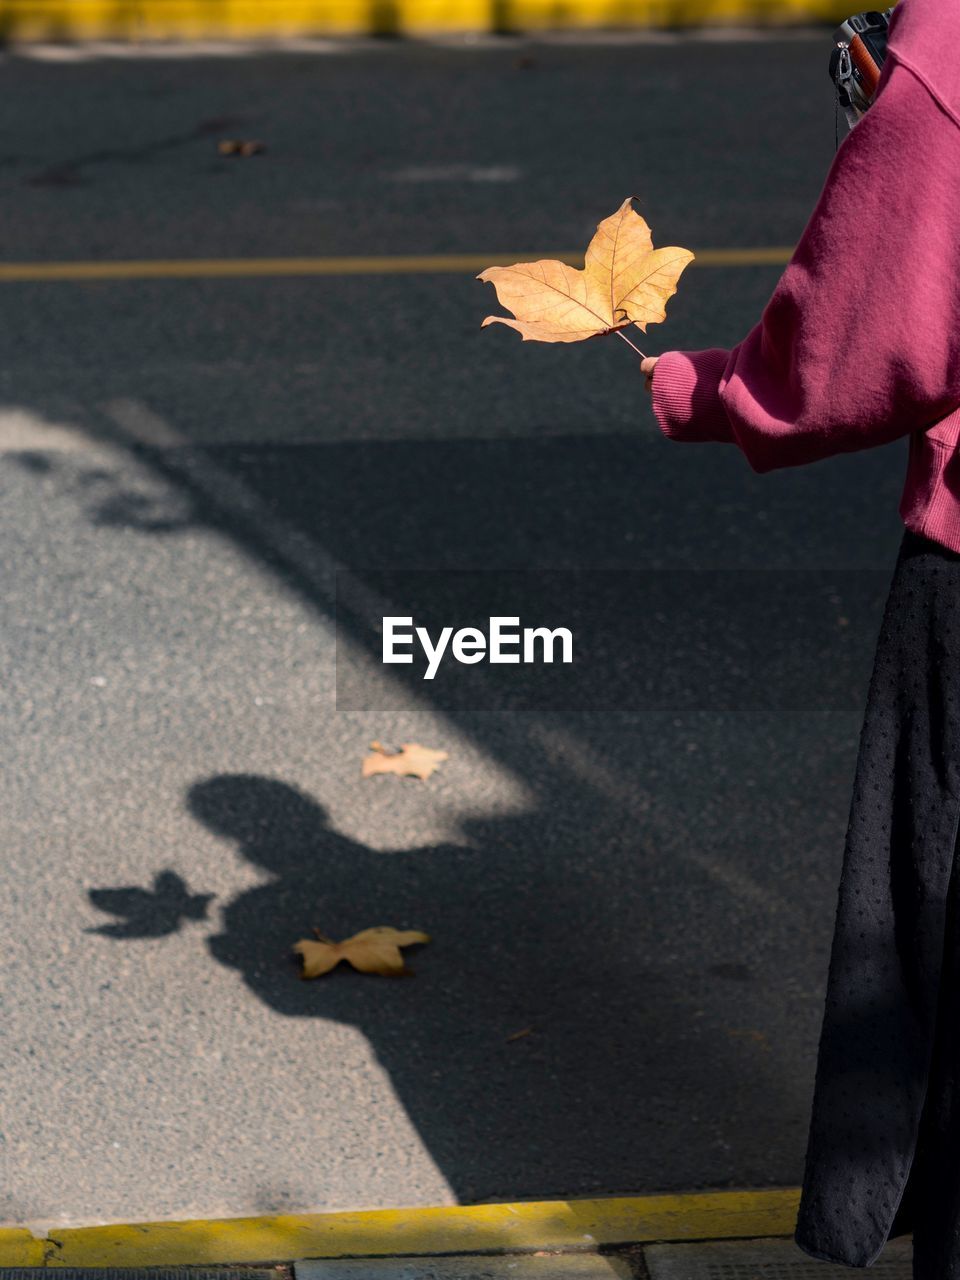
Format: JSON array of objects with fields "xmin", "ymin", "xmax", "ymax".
[{"xmin": 794, "ymin": 527, "xmax": 960, "ymax": 1275}]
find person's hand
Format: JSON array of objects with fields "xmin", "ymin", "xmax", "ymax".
[{"xmin": 640, "ymin": 356, "xmax": 658, "ymax": 393}]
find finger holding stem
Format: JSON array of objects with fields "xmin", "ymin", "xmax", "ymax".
[{"xmin": 638, "ymin": 353, "xmax": 659, "ymax": 393}]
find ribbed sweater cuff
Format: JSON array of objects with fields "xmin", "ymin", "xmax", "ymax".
[{"xmin": 650, "ymin": 347, "xmax": 735, "ymax": 443}]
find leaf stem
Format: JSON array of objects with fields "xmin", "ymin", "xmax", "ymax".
[{"xmin": 615, "ymin": 330, "xmax": 647, "ymax": 360}]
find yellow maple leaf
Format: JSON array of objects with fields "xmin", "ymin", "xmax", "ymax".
[
  {"xmin": 361, "ymin": 740, "xmax": 448, "ymax": 781},
  {"xmin": 293, "ymin": 926, "xmax": 431, "ymax": 978},
  {"xmin": 477, "ymin": 197, "xmax": 694, "ymax": 344}
]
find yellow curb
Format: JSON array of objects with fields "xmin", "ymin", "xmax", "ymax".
[
  {"xmin": 0, "ymin": 249, "xmax": 792, "ymax": 285},
  {"xmin": 1, "ymin": 1190, "xmax": 805, "ymax": 1267},
  {"xmin": 0, "ymin": 0, "xmax": 852, "ymax": 39},
  {"xmin": 0, "ymin": 1229, "xmax": 47, "ymax": 1266}
]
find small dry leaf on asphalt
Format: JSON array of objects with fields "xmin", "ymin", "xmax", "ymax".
[
  {"xmin": 362, "ymin": 740, "xmax": 449, "ymax": 781},
  {"xmin": 477, "ymin": 196, "xmax": 694, "ymax": 345},
  {"xmin": 293, "ymin": 926, "xmax": 431, "ymax": 978},
  {"xmin": 217, "ymin": 139, "xmax": 266, "ymax": 157}
]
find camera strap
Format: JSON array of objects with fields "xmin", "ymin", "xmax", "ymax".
[
  {"xmin": 832, "ymin": 42, "xmax": 861, "ymax": 149},
  {"xmin": 834, "ymin": 44, "xmax": 851, "ymax": 150}
]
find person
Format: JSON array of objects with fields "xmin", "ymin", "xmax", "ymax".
[{"xmin": 642, "ymin": 0, "xmax": 960, "ymax": 1273}]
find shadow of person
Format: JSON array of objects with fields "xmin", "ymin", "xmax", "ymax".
[
  {"xmin": 188, "ymin": 770, "xmax": 687, "ymax": 1202},
  {"xmin": 173, "ymin": 770, "xmax": 808, "ymax": 1204}
]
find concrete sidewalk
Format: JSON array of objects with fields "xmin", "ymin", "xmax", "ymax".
[
  {"xmin": 0, "ymin": 1239, "xmax": 916, "ymax": 1278},
  {"xmin": 298, "ymin": 1238, "xmax": 914, "ymax": 1277}
]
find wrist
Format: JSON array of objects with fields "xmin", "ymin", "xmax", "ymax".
[{"xmin": 650, "ymin": 347, "xmax": 734, "ymax": 443}]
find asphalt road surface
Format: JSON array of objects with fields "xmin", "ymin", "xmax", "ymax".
[{"xmin": 0, "ymin": 34, "xmax": 911, "ymax": 1230}]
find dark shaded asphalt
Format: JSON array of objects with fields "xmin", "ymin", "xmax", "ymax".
[{"xmin": 0, "ymin": 35, "xmax": 910, "ymax": 1228}]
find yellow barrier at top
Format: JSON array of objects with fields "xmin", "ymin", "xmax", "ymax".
[{"xmin": 0, "ymin": 0, "xmax": 852, "ymax": 39}]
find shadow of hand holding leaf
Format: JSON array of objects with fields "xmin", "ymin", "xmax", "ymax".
[{"xmin": 87, "ymin": 869, "xmax": 214, "ymax": 938}]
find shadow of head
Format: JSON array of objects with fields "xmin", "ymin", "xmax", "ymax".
[
  {"xmin": 186, "ymin": 771, "xmax": 443, "ymax": 999},
  {"xmin": 184, "ymin": 770, "xmax": 513, "ymax": 1031},
  {"xmin": 187, "ymin": 773, "xmax": 334, "ymax": 873}
]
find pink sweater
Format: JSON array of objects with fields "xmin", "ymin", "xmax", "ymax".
[{"xmin": 650, "ymin": 0, "xmax": 960, "ymax": 554}]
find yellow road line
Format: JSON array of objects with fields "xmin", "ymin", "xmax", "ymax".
[
  {"xmin": 692, "ymin": 247, "xmax": 793, "ymax": 266},
  {"xmin": 0, "ymin": 1189, "xmax": 801, "ymax": 1267},
  {"xmin": 0, "ymin": 248, "xmax": 792, "ymax": 284}
]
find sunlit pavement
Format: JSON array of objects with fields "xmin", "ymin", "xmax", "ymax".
[{"xmin": 0, "ymin": 37, "xmax": 908, "ymax": 1229}]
